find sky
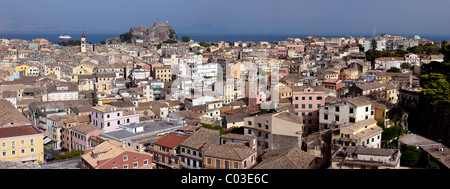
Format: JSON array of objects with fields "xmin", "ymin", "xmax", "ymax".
[{"xmin": 1, "ymin": 0, "xmax": 449, "ymax": 35}]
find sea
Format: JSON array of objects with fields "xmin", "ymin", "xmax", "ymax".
[{"xmin": 0, "ymin": 31, "xmax": 449, "ymax": 44}]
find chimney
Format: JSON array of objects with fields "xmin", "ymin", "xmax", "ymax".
[
  {"xmin": 139, "ymin": 144, "xmax": 144, "ymax": 153},
  {"xmin": 122, "ymin": 140, "xmax": 126, "ymax": 149}
]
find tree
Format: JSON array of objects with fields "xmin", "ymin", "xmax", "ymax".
[
  {"xmin": 441, "ymin": 40, "xmax": 450, "ymax": 62},
  {"xmin": 400, "ymin": 145, "xmax": 422, "ymax": 167},
  {"xmin": 386, "ymin": 67, "xmax": 401, "ymax": 73},
  {"xmin": 370, "ymin": 39, "xmax": 377, "ymax": 50},
  {"xmin": 357, "ymin": 44, "xmax": 364, "ymax": 52},
  {"xmin": 401, "ymin": 62, "xmax": 411, "ymax": 69},
  {"xmin": 425, "ymin": 161, "xmax": 440, "ymax": 169},
  {"xmin": 100, "ymin": 41, "xmax": 106, "ymax": 44},
  {"xmin": 199, "ymin": 41, "xmax": 209, "ymax": 48},
  {"xmin": 200, "ymin": 124, "xmax": 226, "ymax": 135},
  {"xmin": 365, "ymin": 49, "xmax": 379, "ymax": 63},
  {"xmin": 182, "ymin": 36, "xmax": 191, "ymax": 42},
  {"xmin": 387, "ymin": 106, "xmax": 403, "ymax": 125},
  {"xmin": 163, "ymin": 39, "xmax": 178, "ymax": 44},
  {"xmin": 420, "ymin": 73, "xmax": 450, "ymax": 104},
  {"xmin": 120, "ymin": 32, "xmax": 132, "ymax": 42}
]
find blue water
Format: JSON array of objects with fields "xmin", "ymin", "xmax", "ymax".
[{"xmin": 0, "ymin": 31, "xmax": 449, "ymax": 44}]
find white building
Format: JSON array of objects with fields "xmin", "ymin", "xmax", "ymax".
[
  {"xmin": 319, "ymin": 97, "xmax": 373, "ymax": 130},
  {"xmin": 191, "ymin": 63, "xmax": 219, "ymax": 88},
  {"xmin": 404, "ymin": 53, "xmax": 420, "ymax": 66},
  {"xmin": 364, "ymin": 38, "xmax": 386, "ymax": 52},
  {"xmin": 28, "ymin": 66, "xmax": 40, "ymax": 76},
  {"xmin": 46, "ymin": 83, "xmax": 79, "ymax": 102}
]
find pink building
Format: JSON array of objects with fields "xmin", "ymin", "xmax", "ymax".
[
  {"xmin": 91, "ymin": 105, "xmax": 139, "ymax": 132},
  {"xmin": 71, "ymin": 123, "xmax": 102, "ymax": 151},
  {"xmin": 249, "ymin": 91, "xmax": 267, "ymax": 106},
  {"xmin": 292, "ymin": 86, "xmax": 325, "ymax": 134}
]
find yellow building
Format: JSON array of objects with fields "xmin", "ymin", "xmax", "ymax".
[
  {"xmin": 0, "ymin": 125, "xmax": 44, "ymax": 163},
  {"xmin": 385, "ymin": 85, "xmax": 398, "ymax": 104},
  {"xmin": 203, "ymin": 144, "xmax": 257, "ymax": 169},
  {"xmin": 15, "ymin": 64, "xmax": 29, "ymax": 76},
  {"xmin": 73, "ymin": 64, "xmax": 93, "ymax": 75},
  {"xmin": 153, "ymin": 66, "xmax": 172, "ymax": 82},
  {"xmin": 276, "ymin": 83, "xmax": 292, "ymax": 99}
]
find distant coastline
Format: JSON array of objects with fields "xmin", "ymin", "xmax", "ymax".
[{"xmin": 1, "ymin": 31, "xmax": 449, "ymax": 44}]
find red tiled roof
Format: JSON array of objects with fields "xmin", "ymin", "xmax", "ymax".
[
  {"xmin": 0, "ymin": 125, "xmax": 42, "ymax": 138},
  {"xmin": 154, "ymin": 133, "xmax": 189, "ymax": 149}
]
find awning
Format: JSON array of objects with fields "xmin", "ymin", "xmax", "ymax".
[{"xmin": 43, "ymin": 137, "xmax": 52, "ymax": 145}]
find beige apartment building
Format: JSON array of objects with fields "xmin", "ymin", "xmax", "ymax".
[{"xmin": 243, "ymin": 112, "xmax": 303, "ymax": 155}]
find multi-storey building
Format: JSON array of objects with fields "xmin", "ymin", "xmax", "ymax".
[
  {"xmin": 179, "ymin": 128, "xmax": 220, "ymax": 169},
  {"xmin": 149, "ymin": 132, "xmax": 189, "ymax": 169},
  {"xmin": 292, "ymin": 86, "xmax": 325, "ymax": 134},
  {"xmin": 331, "ymin": 119, "xmax": 382, "ymax": 148},
  {"xmin": 0, "ymin": 125, "xmax": 44, "ymax": 163},
  {"xmin": 203, "ymin": 143, "xmax": 257, "ymax": 169},
  {"xmin": 81, "ymin": 140, "xmax": 155, "ymax": 169},
  {"xmin": 319, "ymin": 97, "xmax": 373, "ymax": 130},
  {"xmin": 91, "ymin": 104, "xmax": 139, "ymax": 132},
  {"xmin": 331, "ymin": 146, "xmax": 401, "ymax": 169},
  {"xmin": 45, "ymin": 82, "xmax": 79, "ymax": 102},
  {"xmin": 71, "ymin": 123, "xmax": 102, "ymax": 151},
  {"xmin": 153, "ymin": 66, "xmax": 172, "ymax": 82},
  {"xmin": 243, "ymin": 112, "xmax": 303, "ymax": 155}
]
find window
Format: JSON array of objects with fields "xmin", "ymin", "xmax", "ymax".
[
  {"xmin": 258, "ymin": 123, "xmax": 261, "ymax": 128},
  {"xmin": 11, "ymin": 141, "xmax": 15, "ymax": 147},
  {"xmin": 265, "ymin": 125, "xmax": 269, "ymax": 130},
  {"xmin": 247, "ymin": 129, "xmax": 252, "ymax": 135},
  {"xmin": 335, "ymin": 107, "xmax": 340, "ymax": 112},
  {"xmin": 11, "ymin": 150, "xmax": 15, "ymax": 155},
  {"xmin": 302, "ymin": 97, "xmax": 305, "ymax": 100},
  {"xmin": 21, "ymin": 148, "xmax": 25, "ymax": 154},
  {"xmin": 123, "ymin": 155, "xmax": 128, "ymax": 161},
  {"xmin": 317, "ymin": 104, "xmax": 321, "ymax": 108},
  {"xmin": 216, "ymin": 159, "xmax": 221, "ymax": 169},
  {"xmin": 1, "ymin": 142, "xmax": 5, "ymax": 147},
  {"xmin": 302, "ymin": 104, "xmax": 305, "ymax": 109},
  {"xmin": 317, "ymin": 96, "xmax": 322, "ymax": 100},
  {"xmin": 309, "ymin": 96, "xmax": 312, "ymax": 100},
  {"xmin": 123, "ymin": 165, "xmax": 128, "ymax": 169},
  {"xmin": 107, "ymin": 114, "xmax": 110, "ymax": 118},
  {"xmin": 181, "ymin": 147, "xmax": 185, "ymax": 153},
  {"xmin": 143, "ymin": 160, "xmax": 148, "ymax": 165},
  {"xmin": 133, "ymin": 162, "xmax": 138, "ymax": 168},
  {"xmin": 349, "ymin": 108, "xmax": 354, "ymax": 113},
  {"xmin": 21, "ymin": 140, "xmax": 25, "ymax": 145},
  {"xmin": 295, "ymin": 104, "xmax": 298, "ymax": 109},
  {"xmin": 366, "ymin": 107, "xmax": 369, "ymax": 112},
  {"xmin": 234, "ymin": 162, "xmax": 238, "ymax": 169},
  {"xmin": 2, "ymin": 151, "xmax": 5, "ymax": 156},
  {"xmin": 308, "ymin": 104, "xmax": 312, "ymax": 108},
  {"xmin": 207, "ymin": 158, "xmax": 212, "ymax": 165},
  {"xmin": 335, "ymin": 116, "xmax": 339, "ymax": 121},
  {"xmin": 248, "ymin": 121, "xmax": 252, "ymax": 126},
  {"xmin": 225, "ymin": 160, "xmax": 229, "ymax": 169}
]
